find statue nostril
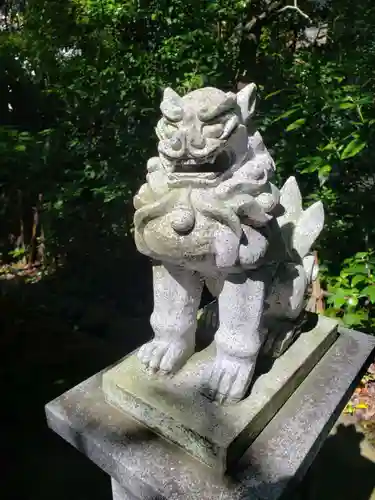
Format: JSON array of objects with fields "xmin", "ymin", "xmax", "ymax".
[{"xmin": 190, "ymin": 135, "xmax": 206, "ymax": 150}]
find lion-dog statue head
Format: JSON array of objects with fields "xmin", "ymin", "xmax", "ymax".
[{"xmin": 133, "ymin": 84, "xmax": 281, "ymax": 276}]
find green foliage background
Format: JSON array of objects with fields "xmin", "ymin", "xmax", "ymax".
[{"xmin": 1, "ymin": 0, "xmax": 374, "ymax": 330}]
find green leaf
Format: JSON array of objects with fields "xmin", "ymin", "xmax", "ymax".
[
  {"xmin": 331, "ymin": 287, "xmax": 352, "ymax": 297},
  {"xmin": 342, "ymin": 312, "xmax": 363, "ymax": 326},
  {"xmin": 355, "ymin": 252, "xmax": 370, "ymax": 259},
  {"xmin": 340, "ymin": 138, "xmax": 367, "ymax": 160},
  {"xmin": 318, "ymin": 164, "xmax": 331, "ymax": 186},
  {"xmin": 338, "ymin": 101, "xmax": 356, "ymax": 109},
  {"xmin": 344, "ymin": 403, "xmax": 354, "ymax": 414},
  {"xmin": 319, "ymin": 164, "xmax": 332, "ymax": 176},
  {"xmin": 19, "ymin": 131, "xmax": 31, "ymax": 139},
  {"xmin": 321, "ymin": 142, "xmax": 337, "ymax": 151},
  {"xmin": 300, "ymin": 165, "xmax": 317, "ymax": 174},
  {"xmin": 39, "ymin": 128, "xmax": 54, "ymax": 136},
  {"xmin": 300, "ymin": 156, "xmax": 324, "ymax": 173},
  {"xmin": 356, "ymin": 96, "xmax": 373, "ymax": 105},
  {"xmin": 53, "ymin": 200, "xmax": 63, "ymax": 211},
  {"xmin": 265, "ymin": 89, "xmax": 285, "ymax": 100},
  {"xmin": 351, "ymin": 274, "xmax": 367, "ymax": 287},
  {"xmin": 286, "ymin": 118, "xmax": 306, "ymax": 132},
  {"xmin": 332, "ymin": 296, "xmax": 346, "ymax": 308},
  {"xmin": 360, "ymin": 285, "xmax": 375, "ymax": 303},
  {"xmin": 273, "ymin": 107, "xmax": 301, "ymax": 122},
  {"xmin": 345, "ymin": 264, "xmax": 368, "ymax": 275},
  {"xmin": 9, "ymin": 247, "xmax": 26, "ymax": 258}
]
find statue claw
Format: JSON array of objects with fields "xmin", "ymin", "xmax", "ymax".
[
  {"xmin": 138, "ymin": 339, "xmax": 194, "ymax": 375},
  {"xmin": 201, "ymin": 353, "xmax": 256, "ymax": 405}
]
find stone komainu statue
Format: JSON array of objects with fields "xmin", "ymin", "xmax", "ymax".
[{"xmin": 133, "ymin": 84, "xmax": 324, "ymax": 404}]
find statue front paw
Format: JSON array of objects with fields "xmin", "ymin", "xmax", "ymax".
[
  {"xmin": 201, "ymin": 352, "xmax": 257, "ymax": 405},
  {"xmin": 138, "ymin": 339, "xmax": 194, "ymax": 375}
]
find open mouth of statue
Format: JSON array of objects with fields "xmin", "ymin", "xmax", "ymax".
[{"xmin": 171, "ymin": 149, "xmax": 233, "ymax": 177}]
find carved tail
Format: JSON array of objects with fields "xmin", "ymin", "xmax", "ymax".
[{"xmin": 276, "ymin": 176, "xmax": 324, "ymax": 283}]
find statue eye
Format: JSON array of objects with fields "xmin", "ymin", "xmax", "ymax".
[{"xmin": 203, "ymin": 123, "xmax": 224, "ymax": 138}]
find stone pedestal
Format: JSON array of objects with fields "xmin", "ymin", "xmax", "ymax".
[
  {"xmin": 111, "ymin": 478, "xmax": 135, "ymax": 500},
  {"xmin": 102, "ymin": 315, "xmax": 338, "ymax": 472},
  {"xmin": 45, "ymin": 325, "xmax": 375, "ymax": 500}
]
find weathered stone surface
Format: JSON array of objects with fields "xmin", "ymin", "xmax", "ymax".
[
  {"xmin": 45, "ymin": 327, "xmax": 375, "ymax": 500},
  {"xmin": 102, "ymin": 315, "xmax": 338, "ymax": 472},
  {"xmin": 111, "ymin": 478, "xmax": 137, "ymax": 500},
  {"xmin": 131, "ymin": 83, "xmax": 326, "ymax": 405}
]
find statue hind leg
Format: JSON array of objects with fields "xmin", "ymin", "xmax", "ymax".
[
  {"xmin": 261, "ymin": 261, "xmax": 309, "ymax": 357},
  {"xmin": 138, "ymin": 262, "xmax": 203, "ymax": 373}
]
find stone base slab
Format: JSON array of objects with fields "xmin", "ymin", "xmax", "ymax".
[
  {"xmin": 102, "ymin": 315, "xmax": 338, "ymax": 472},
  {"xmin": 45, "ymin": 326, "xmax": 375, "ymax": 500}
]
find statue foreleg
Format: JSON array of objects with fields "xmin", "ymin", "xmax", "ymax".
[
  {"xmin": 138, "ymin": 262, "xmax": 203, "ymax": 374},
  {"xmin": 202, "ymin": 268, "xmax": 271, "ymax": 404}
]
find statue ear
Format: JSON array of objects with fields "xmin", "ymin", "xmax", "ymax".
[
  {"xmin": 162, "ymin": 87, "xmax": 182, "ymax": 104},
  {"xmin": 161, "ymin": 87, "xmax": 183, "ymax": 121},
  {"xmin": 236, "ymin": 83, "xmax": 257, "ymax": 123}
]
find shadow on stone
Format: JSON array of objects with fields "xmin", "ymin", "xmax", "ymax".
[
  {"xmin": 72, "ymin": 400, "xmax": 300, "ymax": 499},
  {"xmin": 253, "ymin": 311, "xmax": 320, "ymax": 382},
  {"xmin": 297, "ymin": 422, "xmax": 375, "ymax": 500}
]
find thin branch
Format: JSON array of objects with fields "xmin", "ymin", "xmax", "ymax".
[
  {"xmin": 243, "ymin": 1, "xmax": 284, "ymax": 32},
  {"xmin": 278, "ymin": 0, "xmax": 311, "ymax": 22}
]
